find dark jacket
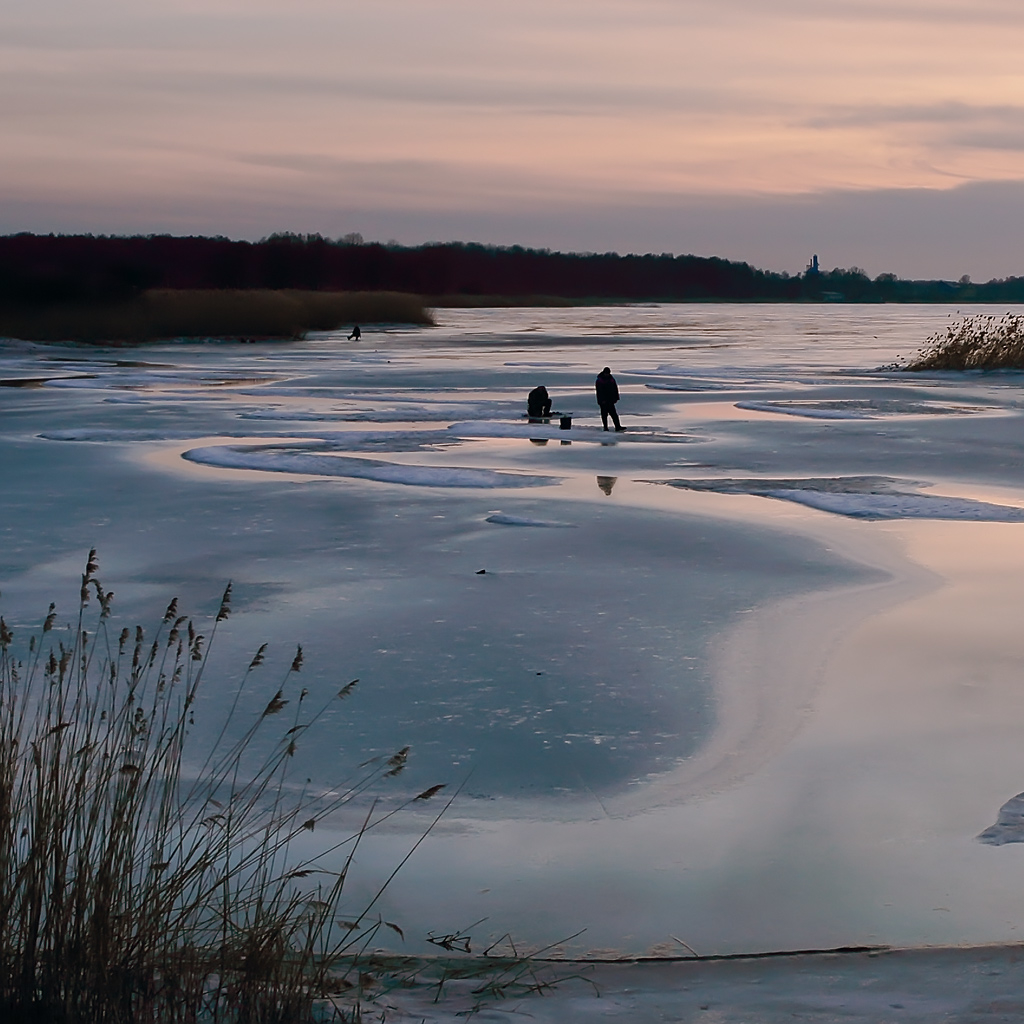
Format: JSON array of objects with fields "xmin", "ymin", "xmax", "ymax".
[
  {"xmin": 527, "ymin": 385, "xmax": 551, "ymax": 417},
  {"xmin": 595, "ymin": 371, "xmax": 619, "ymax": 406}
]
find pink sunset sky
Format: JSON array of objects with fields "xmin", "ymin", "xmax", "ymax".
[{"xmin": 4, "ymin": 0, "xmax": 1024, "ymax": 279}]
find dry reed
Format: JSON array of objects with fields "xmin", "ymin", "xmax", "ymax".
[
  {"xmin": 0, "ymin": 290, "xmax": 432, "ymax": 344},
  {"xmin": 905, "ymin": 312, "xmax": 1024, "ymax": 370},
  {"xmin": 0, "ymin": 551, "xmax": 447, "ymax": 1023}
]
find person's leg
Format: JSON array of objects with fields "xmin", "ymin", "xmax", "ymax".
[
  {"xmin": 609, "ymin": 404, "xmax": 622, "ymax": 430},
  {"xmin": 600, "ymin": 404, "xmax": 610, "ymax": 430}
]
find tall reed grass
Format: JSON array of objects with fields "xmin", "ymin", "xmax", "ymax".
[
  {"xmin": 0, "ymin": 290, "xmax": 432, "ymax": 344},
  {"xmin": 906, "ymin": 312, "xmax": 1024, "ymax": 370},
  {"xmin": 0, "ymin": 552, "xmax": 447, "ymax": 1023}
]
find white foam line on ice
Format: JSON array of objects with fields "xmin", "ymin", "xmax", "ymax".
[
  {"xmin": 41, "ymin": 428, "xmax": 213, "ymax": 442},
  {"xmin": 239, "ymin": 407, "xmax": 501, "ymax": 423},
  {"xmin": 503, "ymin": 361, "xmax": 579, "ymax": 367},
  {"xmin": 182, "ymin": 445, "xmax": 556, "ymax": 488},
  {"xmin": 485, "ymin": 513, "xmax": 576, "ymax": 528}
]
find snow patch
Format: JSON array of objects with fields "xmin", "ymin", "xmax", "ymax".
[
  {"xmin": 182, "ymin": 445, "xmax": 555, "ymax": 488},
  {"xmin": 659, "ymin": 476, "xmax": 1024, "ymax": 521},
  {"xmin": 767, "ymin": 489, "xmax": 1024, "ymax": 521},
  {"xmin": 978, "ymin": 792, "xmax": 1024, "ymax": 845}
]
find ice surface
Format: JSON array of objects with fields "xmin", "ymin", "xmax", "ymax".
[{"xmin": 7, "ymin": 304, "xmax": 1024, "ymax": 963}]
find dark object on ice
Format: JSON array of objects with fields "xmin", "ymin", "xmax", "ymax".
[
  {"xmin": 475, "ymin": 569, "xmax": 487, "ymax": 574},
  {"xmin": 348, "ymin": 324, "xmax": 361, "ymax": 340},
  {"xmin": 559, "ymin": 414, "xmax": 572, "ymax": 429},
  {"xmin": 978, "ymin": 791, "xmax": 1024, "ymax": 844},
  {"xmin": 597, "ymin": 475, "xmax": 617, "ymax": 496},
  {"xmin": 595, "ymin": 367, "xmax": 624, "ymax": 431},
  {"xmin": 527, "ymin": 385, "xmax": 552, "ymax": 418}
]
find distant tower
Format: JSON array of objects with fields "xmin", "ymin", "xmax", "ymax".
[{"xmin": 806, "ymin": 254, "xmax": 820, "ymax": 275}]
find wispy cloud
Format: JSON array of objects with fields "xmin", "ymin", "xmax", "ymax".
[{"xmin": 4, "ymin": 0, "xmax": 1024, "ymax": 274}]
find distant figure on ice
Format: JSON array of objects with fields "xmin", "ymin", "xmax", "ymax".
[
  {"xmin": 527, "ymin": 385, "xmax": 552, "ymax": 418},
  {"xmin": 595, "ymin": 367, "xmax": 625, "ymax": 431},
  {"xmin": 348, "ymin": 324, "xmax": 361, "ymax": 341}
]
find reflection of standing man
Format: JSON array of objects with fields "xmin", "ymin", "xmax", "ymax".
[{"xmin": 595, "ymin": 367, "xmax": 625, "ymax": 431}]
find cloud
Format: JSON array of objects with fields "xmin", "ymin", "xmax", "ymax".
[{"xmin": 4, "ymin": 0, "xmax": 1024, "ymax": 277}]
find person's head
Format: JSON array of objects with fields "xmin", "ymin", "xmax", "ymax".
[{"xmin": 601, "ymin": 367, "xmax": 611, "ymax": 375}]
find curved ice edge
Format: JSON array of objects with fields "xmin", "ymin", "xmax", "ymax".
[
  {"xmin": 485, "ymin": 513, "xmax": 576, "ymax": 528},
  {"xmin": 736, "ymin": 401, "xmax": 874, "ymax": 420},
  {"xmin": 41, "ymin": 428, "xmax": 211, "ymax": 442},
  {"xmin": 182, "ymin": 444, "xmax": 556, "ymax": 488},
  {"xmin": 659, "ymin": 477, "xmax": 1024, "ymax": 521},
  {"xmin": 646, "ymin": 381, "xmax": 744, "ymax": 392},
  {"xmin": 766, "ymin": 489, "xmax": 1024, "ymax": 521}
]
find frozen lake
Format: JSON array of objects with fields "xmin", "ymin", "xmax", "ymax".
[{"xmin": 5, "ymin": 303, "xmax": 1024, "ymax": 958}]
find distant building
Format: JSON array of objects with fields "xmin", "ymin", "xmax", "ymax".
[{"xmin": 806, "ymin": 254, "xmax": 820, "ymax": 275}]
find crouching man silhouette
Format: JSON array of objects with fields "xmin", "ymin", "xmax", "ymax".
[{"xmin": 527, "ymin": 385, "xmax": 552, "ymax": 418}]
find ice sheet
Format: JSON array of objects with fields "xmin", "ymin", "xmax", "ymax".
[
  {"xmin": 7, "ymin": 303, "xmax": 1024, "ymax": 962},
  {"xmin": 660, "ymin": 476, "xmax": 1024, "ymax": 521},
  {"xmin": 183, "ymin": 444, "xmax": 555, "ymax": 487}
]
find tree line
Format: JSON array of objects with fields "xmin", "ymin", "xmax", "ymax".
[{"xmin": 1, "ymin": 231, "xmax": 1021, "ymax": 305}]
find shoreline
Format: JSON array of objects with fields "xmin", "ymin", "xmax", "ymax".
[{"xmin": 360, "ymin": 939, "xmax": 1024, "ymax": 1022}]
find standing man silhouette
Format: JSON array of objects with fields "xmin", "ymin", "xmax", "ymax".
[{"xmin": 595, "ymin": 367, "xmax": 625, "ymax": 431}]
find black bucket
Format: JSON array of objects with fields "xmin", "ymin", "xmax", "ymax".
[{"xmin": 559, "ymin": 415, "xmax": 572, "ymax": 430}]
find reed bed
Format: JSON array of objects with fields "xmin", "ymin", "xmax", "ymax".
[
  {"xmin": 0, "ymin": 551, "xmax": 448, "ymax": 1023},
  {"xmin": 905, "ymin": 312, "xmax": 1024, "ymax": 370},
  {"xmin": 0, "ymin": 290, "xmax": 432, "ymax": 344}
]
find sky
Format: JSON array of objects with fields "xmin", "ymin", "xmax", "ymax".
[{"xmin": 4, "ymin": 0, "xmax": 1024, "ymax": 279}]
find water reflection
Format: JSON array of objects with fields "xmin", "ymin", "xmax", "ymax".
[{"xmin": 597, "ymin": 475, "xmax": 617, "ymax": 496}]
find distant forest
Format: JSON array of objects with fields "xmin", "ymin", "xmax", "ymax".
[{"xmin": 2, "ymin": 231, "xmax": 1023, "ymax": 305}]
